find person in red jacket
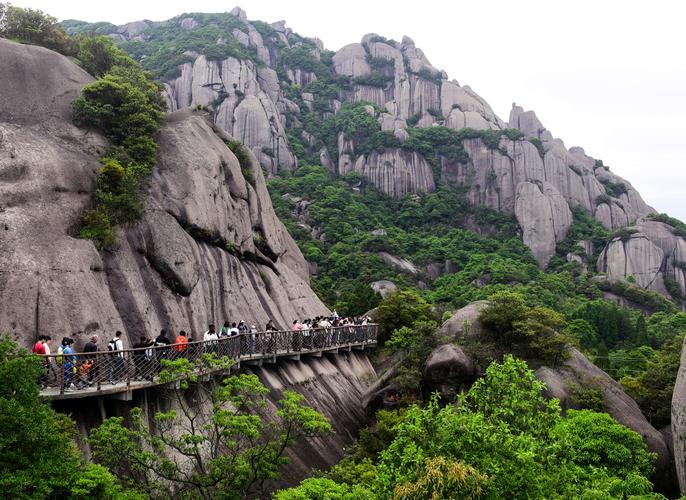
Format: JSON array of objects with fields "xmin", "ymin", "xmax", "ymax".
[
  {"xmin": 32, "ymin": 336, "xmax": 46, "ymax": 355},
  {"xmin": 174, "ymin": 331, "xmax": 188, "ymax": 355}
]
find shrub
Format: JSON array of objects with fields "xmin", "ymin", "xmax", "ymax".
[
  {"xmin": 259, "ymin": 270, "xmax": 272, "ymax": 293},
  {"xmin": 479, "ymin": 291, "xmax": 571, "ymax": 363},
  {"xmin": 376, "ymin": 289, "xmax": 433, "ymax": 343},
  {"xmin": 79, "ymin": 209, "xmax": 117, "ymax": 249},
  {"xmin": 353, "ymin": 73, "xmax": 392, "ymax": 88},
  {"xmin": 226, "ymin": 138, "xmax": 256, "ymax": 187},
  {"xmin": 595, "ymin": 193, "xmax": 612, "ymax": 205}
]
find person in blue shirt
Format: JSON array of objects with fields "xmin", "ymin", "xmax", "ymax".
[{"xmin": 62, "ymin": 338, "xmax": 77, "ymax": 391}]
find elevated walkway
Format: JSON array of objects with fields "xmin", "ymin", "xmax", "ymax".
[{"xmin": 39, "ymin": 325, "xmax": 377, "ymax": 401}]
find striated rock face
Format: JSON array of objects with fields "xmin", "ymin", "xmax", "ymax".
[
  {"xmin": 167, "ymin": 55, "xmax": 296, "ymax": 173},
  {"xmin": 63, "ymin": 351, "xmax": 377, "ymax": 489},
  {"xmin": 250, "ymin": 351, "xmax": 377, "ymax": 483},
  {"xmin": 515, "ymin": 181, "xmax": 573, "ymax": 267},
  {"xmin": 339, "ymin": 148, "xmax": 435, "ymax": 198},
  {"xmin": 105, "ymin": 12, "xmax": 664, "ymax": 275},
  {"xmin": 596, "ymin": 220, "xmax": 686, "ymax": 297},
  {"xmin": 0, "ymin": 39, "xmax": 327, "ymax": 348}
]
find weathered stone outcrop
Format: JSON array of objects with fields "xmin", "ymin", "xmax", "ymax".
[
  {"xmin": 166, "ymin": 55, "xmax": 296, "ymax": 173},
  {"xmin": 596, "ymin": 220, "xmax": 686, "ymax": 298},
  {"xmin": 515, "ymin": 181, "xmax": 573, "ymax": 267},
  {"xmin": 0, "ymin": 39, "xmax": 327, "ymax": 349},
  {"xmin": 339, "ymin": 148, "xmax": 435, "ymax": 198},
  {"xmin": 536, "ymin": 348, "xmax": 671, "ymax": 486},
  {"xmin": 423, "ymin": 343, "xmax": 477, "ymax": 399}
]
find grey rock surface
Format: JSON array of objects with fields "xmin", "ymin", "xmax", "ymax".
[
  {"xmin": 537, "ymin": 349, "xmax": 671, "ymax": 487},
  {"xmin": 0, "ymin": 40, "xmax": 327, "ymax": 348},
  {"xmin": 440, "ymin": 301, "xmax": 490, "ymax": 339},
  {"xmin": 423, "ymin": 343, "xmax": 476, "ymax": 382},
  {"xmin": 596, "ymin": 219, "xmax": 686, "ymax": 297},
  {"xmin": 370, "ymin": 280, "xmax": 397, "ymax": 298},
  {"xmin": 672, "ymin": 335, "xmax": 686, "ymax": 494},
  {"xmin": 515, "ymin": 181, "xmax": 573, "ymax": 267}
]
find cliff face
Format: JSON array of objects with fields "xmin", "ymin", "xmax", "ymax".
[
  {"xmin": 95, "ymin": 8, "xmax": 681, "ymax": 285},
  {"xmin": 0, "ymin": 37, "xmax": 327, "ymax": 348}
]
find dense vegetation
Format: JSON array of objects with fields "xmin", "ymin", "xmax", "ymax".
[
  {"xmin": 5, "ymin": 6, "xmax": 686, "ymax": 498},
  {"xmin": 0, "ymin": 2, "xmax": 76, "ymax": 55},
  {"xmin": 89, "ymin": 355, "xmax": 332, "ymax": 498},
  {"xmin": 268, "ymin": 161, "xmax": 686, "ymax": 431},
  {"xmin": 71, "ymin": 36, "xmax": 166, "ymax": 247},
  {"xmin": 0, "ymin": 335, "xmax": 134, "ymax": 498},
  {"xmin": 279, "ymin": 356, "xmax": 663, "ymax": 498}
]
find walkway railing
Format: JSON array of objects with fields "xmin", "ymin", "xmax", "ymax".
[{"xmin": 38, "ymin": 324, "xmax": 377, "ymax": 399}]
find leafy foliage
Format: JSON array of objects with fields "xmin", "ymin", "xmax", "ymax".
[
  {"xmin": 0, "ymin": 335, "xmax": 129, "ymax": 498},
  {"xmin": 283, "ymin": 356, "xmax": 661, "ymax": 498},
  {"xmin": 116, "ymin": 12, "xmax": 257, "ymax": 80},
  {"xmin": 71, "ymin": 37, "xmax": 166, "ymax": 248},
  {"xmin": 377, "ymin": 290, "xmax": 433, "ymax": 343},
  {"xmin": 478, "ymin": 291, "xmax": 572, "ymax": 364},
  {"xmin": 90, "ymin": 356, "xmax": 332, "ymax": 498},
  {"xmin": 0, "ymin": 3, "xmax": 76, "ymax": 55}
]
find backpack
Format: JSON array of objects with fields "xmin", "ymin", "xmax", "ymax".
[
  {"xmin": 56, "ymin": 345, "xmax": 64, "ymax": 365},
  {"xmin": 108, "ymin": 339, "xmax": 119, "ymax": 355}
]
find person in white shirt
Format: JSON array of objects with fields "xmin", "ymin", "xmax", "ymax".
[{"xmin": 204, "ymin": 324, "xmax": 218, "ymax": 342}]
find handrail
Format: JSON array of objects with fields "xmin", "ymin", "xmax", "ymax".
[{"xmin": 34, "ymin": 324, "xmax": 377, "ymax": 397}]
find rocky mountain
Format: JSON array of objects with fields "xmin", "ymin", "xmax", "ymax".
[
  {"xmin": 0, "ymin": 4, "xmax": 684, "ymax": 495},
  {"xmin": 0, "ymin": 37, "xmax": 327, "ymax": 348},
  {"xmin": 65, "ymin": 7, "xmax": 686, "ymax": 296}
]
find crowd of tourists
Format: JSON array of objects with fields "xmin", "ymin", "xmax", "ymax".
[{"xmin": 31, "ymin": 312, "xmax": 373, "ymax": 391}]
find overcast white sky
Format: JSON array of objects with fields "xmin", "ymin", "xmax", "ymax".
[{"xmin": 12, "ymin": 0, "xmax": 685, "ymax": 220}]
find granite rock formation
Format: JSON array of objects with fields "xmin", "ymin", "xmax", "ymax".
[
  {"xmin": 0, "ymin": 38, "xmax": 327, "ymax": 349},
  {"xmin": 101, "ymin": 11, "xmax": 660, "ymax": 270}
]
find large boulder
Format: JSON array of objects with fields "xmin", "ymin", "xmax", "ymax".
[
  {"xmin": 440, "ymin": 300, "xmax": 490, "ymax": 339},
  {"xmin": 440, "ymin": 301, "xmax": 671, "ymax": 489},
  {"xmin": 423, "ymin": 343, "xmax": 477, "ymax": 400}
]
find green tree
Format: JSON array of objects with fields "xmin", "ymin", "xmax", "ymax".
[
  {"xmin": 77, "ymin": 35, "xmax": 134, "ymax": 77},
  {"xmin": 89, "ymin": 356, "xmax": 332, "ymax": 498},
  {"xmin": 273, "ymin": 477, "xmax": 373, "ymax": 500},
  {"xmin": 376, "ymin": 289, "xmax": 433, "ymax": 343},
  {"xmin": 0, "ymin": 3, "xmax": 76, "ymax": 55},
  {"xmin": 386, "ymin": 321, "xmax": 438, "ymax": 394},
  {"xmin": 71, "ymin": 37, "xmax": 166, "ymax": 248},
  {"xmin": 0, "ymin": 334, "xmax": 128, "ymax": 498},
  {"xmin": 551, "ymin": 409, "xmax": 655, "ymax": 478}
]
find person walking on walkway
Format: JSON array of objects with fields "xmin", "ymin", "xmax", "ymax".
[
  {"xmin": 107, "ymin": 331, "xmax": 125, "ymax": 383},
  {"xmin": 175, "ymin": 331, "xmax": 188, "ymax": 355},
  {"xmin": 62, "ymin": 338, "xmax": 77, "ymax": 391},
  {"xmin": 83, "ymin": 335, "xmax": 99, "ymax": 384}
]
